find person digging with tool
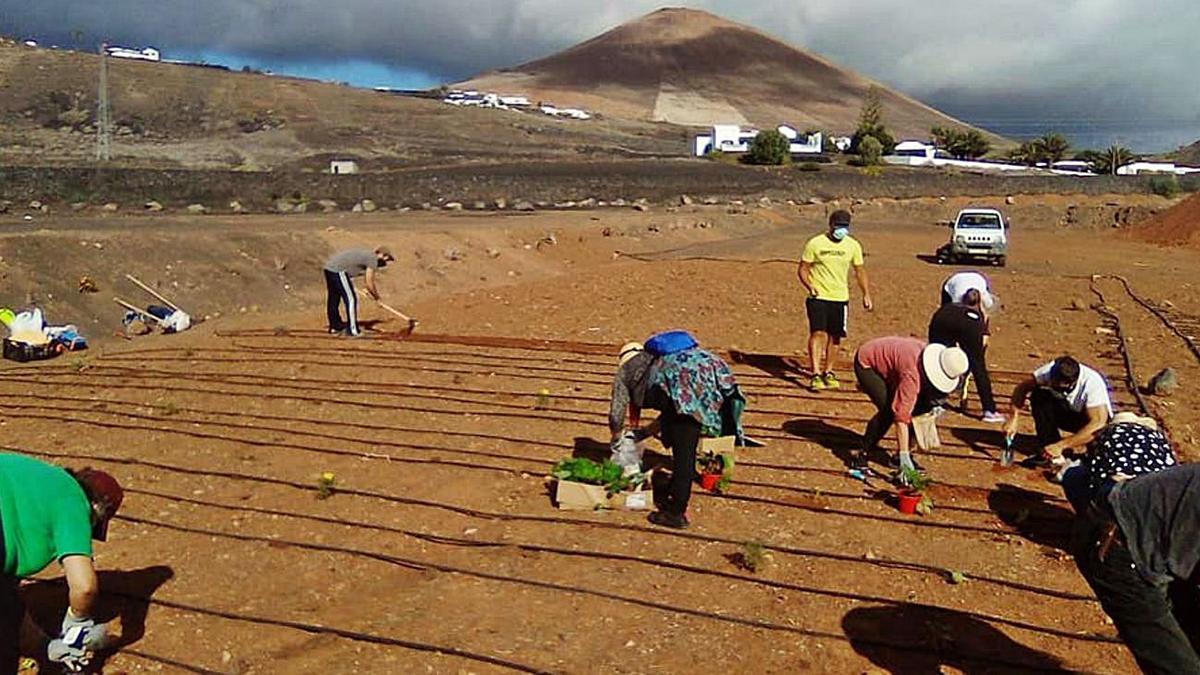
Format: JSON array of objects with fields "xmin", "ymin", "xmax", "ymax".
[
  {"xmin": 1072, "ymin": 462, "xmax": 1200, "ymax": 673},
  {"xmin": 928, "ymin": 288, "xmax": 1004, "ymax": 424},
  {"xmin": 1006, "ymin": 355, "xmax": 1113, "ymax": 469},
  {"xmin": 610, "ymin": 340, "xmax": 743, "ymax": 530},
  {"xmin": 798, "ymin": 210, "xmax": 873, "ymax": 392},
  {"xmin": 1, "ymin": 453, "xmax": 124, "ymax": 673},
  {"xmin": 322, "ymin": 246, "xmax": 396, "ymax": 337},
  {"xmin": 852, "ymin": 337, "xmax": 969, "ymax": 476}
]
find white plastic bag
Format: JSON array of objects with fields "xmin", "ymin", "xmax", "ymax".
[{"xmin": 610, "ymin": 431, "xmax": 644, "ymax": 475}]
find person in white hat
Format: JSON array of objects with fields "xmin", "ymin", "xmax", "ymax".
[{"xmin": 852, "ymin": 337, "xmax": 969, "ymax": 474}]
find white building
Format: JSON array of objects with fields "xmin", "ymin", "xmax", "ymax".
[
  {"xmin": 1050, "ymin": 160, "xmax": 1097, "ymax": 176},
  {"xmin": 329, "ymin": 160, "xmax": 359, "ymax": 175},
  {"xmin": 105, "ymin": 46, "xmax": 161, "ymax": 62},
  {"xmin": 893, "ymin": 140, "xmax": 937, "ymax": 159},
  {"xmin": 1116, "ymin": 162, "xmax": 1200, "ymax": 176},
  {"xmin": 693, "ymin": 125, "xmax": 823, "ymax": 157}
]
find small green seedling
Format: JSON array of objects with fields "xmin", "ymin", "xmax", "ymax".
[
  {"xmin": 534, "ymin": 388, "xmax": 553, "ymax": 411},
  {"xmin": 153, "ymin": 401, "xmax": 180, "ymax": 417},
  {"xmin": 69, "ymin": 357, "xmax": 90, "ymax": 373},
  {"xmin": 737, "ymin": 540, "xmax": 771, "ymax": 574},
  {"xmin": 947, "ymin": 569, "xmax": 968, "ymax": 585},
  {"xmin": 316, "ymin": 471, "xmax": 337, "ymax": 500}
]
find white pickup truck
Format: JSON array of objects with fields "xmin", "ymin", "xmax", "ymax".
[{"xmin": 935, "ymin": 207, "xmax": 1009, "ymax": 267}]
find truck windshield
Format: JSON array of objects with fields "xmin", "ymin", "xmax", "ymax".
[{"xmin": 958, "ymin": 214, "xmax": 1002, "ymax": 229}]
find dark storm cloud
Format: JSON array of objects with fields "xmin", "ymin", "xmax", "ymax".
[{"xmin": 5, "ymin": 0, "xmax": 1198, "ymax": 122}]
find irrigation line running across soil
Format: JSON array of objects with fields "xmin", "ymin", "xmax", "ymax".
[
  {"xmin": 1088, "ymin": 278, "xmax": 1152, "ymax": 417},
  {"xmin": 0, "ymin": 405, "xmax": 1053, "ymax": 530},
  {"xmin": 13, "ymin": 446, "xmax": 1094, "ymax": 603},
  {"xmin": 122, "ymin": 487, "xmax": 1109, "ymax": 647},
  {"xmin": 0, "ymin": 383, "xmax": 1054, "ymax": 508},
  {"xmin": 11, "ymin": 444, "xmax": 1099, "ymax": 600},
  {"xmin": 1098, "ymin": 274, "xmax": 1200, "ymax": 365},
  {"xmin": 119, "ymin": 649, "xmax": 225, "ymax": 675},
  {"xmin": 116, "ymin": 512, "xmax": 1118, "ymax": 664}
]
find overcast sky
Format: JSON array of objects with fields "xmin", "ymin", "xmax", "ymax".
[{"xmin": 5, "ymin": 1, "xmax": 1199, "ymax": 148}]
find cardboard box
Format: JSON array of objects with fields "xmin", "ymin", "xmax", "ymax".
[
  {"xmin": 699, "ymin": 435, "xmax": 736, "ymax": 454},
  {"xmin": 912, "ymin": 414, "xmax": 941, "ymax": 450},
  {"xmin": 554, "ymin": 480, "xmax": 653, "ymax": 511}
]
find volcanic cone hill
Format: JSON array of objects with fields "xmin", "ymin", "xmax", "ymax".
[{"xmin": 458, "ymin": 7, "xmax": 993, "ymax": 138}]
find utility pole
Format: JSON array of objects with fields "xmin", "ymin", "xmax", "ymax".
[{"xmin": 96, "ymin": 43, "xmax": 111, "ymax": 162}]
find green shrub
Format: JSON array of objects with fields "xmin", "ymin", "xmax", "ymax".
[
  {"xmin": 858, "ymin": 136, "xmax": 884, "ymax": 166},
  {"xmin": 744, "ymin": 129, "xmax": 791, "ymax": 166},
  {"xmin": 706, "ymin": 149, "xmax": 736, "ymax": 164},
  {"xmin": 1149, "ymin": 174, "xmax": 1182, "ymax": 198}
]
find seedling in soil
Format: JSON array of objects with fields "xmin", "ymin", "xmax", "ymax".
[
  {"xmin": 316, "ymin": 471, "xmax": 337, "ymax": 500},
  {"xmin": 534, "ymin": 388, "xmax": 553, "ymax": 411},
  {"xmin": 947, "ymin": 569, "xmax": 968, "ymax": 585},
  {"xmin": 152, "ymin": 401, "xmax": 180, "ymax": 417},
  {"xmin": 69, "ymin": 356, "xmax": 90, "ymax": 373},
  {"xmin": 734, "ymin": 540, "xmax": 771, "ymax": 574}
]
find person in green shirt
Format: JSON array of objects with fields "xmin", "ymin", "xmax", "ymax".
[
  {"xmin": 798, "ymin": 210, "xmax": 873, "ymax": 391},
  {"xmin": 0, "ymin": 454, "xmax": 124, "ymax": 674}
]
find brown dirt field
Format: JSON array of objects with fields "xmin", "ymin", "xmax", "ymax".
[
  {"xmin": 5, "ymin": 196, "xmax": 1200, "ymax": 673},
  {"xmin": 1130, "ymin": 191, "xmax": 1200, "ymax": 248}
]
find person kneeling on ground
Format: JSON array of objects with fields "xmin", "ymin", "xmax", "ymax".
[
  {"xmin": 797, "ymin": 210, "xmax": 873, "ymax": 392},
  {"xmin": 610, "ymin": 339, "xmax": 744, "ymax": 530},
  {"xmin": 1006, "ymin": 355, "xmax": 1113, "ymax": 468},
  {"xmin": 1072, "ymin": 463, "xmax": 1200, "ymax": 673},
  {"xmin": 928, "ymin": 288, "xmax": 1004, "ymax": 423},
  {"xmin": 852, "ymin": 337, "xmax": 968, "ymax": 475},
  {"xmin": 1, "ymin": 453, "xmax": 124, "ymax": 673},
  {"xmin": 322, "ymin": 246, "xmax": 395, "ymax": 337},
  {"xmin": 1059, "ymin": 412, "xmax": 1176, "ymax": 513}
]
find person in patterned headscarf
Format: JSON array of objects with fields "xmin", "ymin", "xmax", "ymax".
[
  {"xmin": 1059, "ymin": 412, "xmax": 1177, "ymax": 513},
  {"xmin": 609, "ymin": 339, "xmax": 744, "ymax": 530}
]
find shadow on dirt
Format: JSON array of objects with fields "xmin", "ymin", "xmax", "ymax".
[
  {"xmin": 728, "ymin": 349, "xmax": 810, "ymax": 388},
  {"xmin": 988, "ymin": 483, "xmax": 1074, "ymax": 551},
  {"xmin": 842, "ymin": 604, "xmax": 1065, "ymax": 673},
  {"xmin": 782, "ymin": 417, "xmax": 863, "ymax": 468},
  {"xmin": 948, "ymin": 426, "xmax": 1010, "ymax": 459},
  {"xmin": 22, "ymin": 565, "xmax": 175, "ymax": 668}
]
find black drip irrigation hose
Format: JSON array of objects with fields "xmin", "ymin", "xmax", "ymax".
[
  {"xmin": 3, "ymin": 408, "xmax": 1037, "ymax": 531},
  {"xmin": 1088, "ymin": 278, "xmax": 1152, "ymax": 417},
  {"xmin": 13, "ymin": 364, "xmax": 1039, "ymax": 464},
  {"xmin": 85, "ymin": 584, "xmax": 552, "ymax": 674},
  {"xmin": 117, "ymin": 513, "xmax": 1120, "ymax": 654},
  {"xmin": 12, "ymin": 446, "xmax": 1095, "ymax": 603},
  {"xmin": 1100, "ymin": 274, "xmax": 1200, "ymax": 365},
  {"xmin": 118, "ymin": 650, "xmax": 225, "ymax": 675}
]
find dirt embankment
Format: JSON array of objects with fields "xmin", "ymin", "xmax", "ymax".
[
  {"xmin": 1129, "ymin": 191, "xmax": 1200, "ymax": 249},
  {"xmin": 1, "ymin": 161, "xmax": 1193, "ymax": 213}
]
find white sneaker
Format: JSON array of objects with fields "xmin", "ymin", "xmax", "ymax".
[{"xmin": 981, "ymin": 411, "xmax": 1006, "ymax": 424}]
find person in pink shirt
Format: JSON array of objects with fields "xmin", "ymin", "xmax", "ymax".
[{"xmin": 853, "ymin": 337, "xmax": 969, "ymax": 474}]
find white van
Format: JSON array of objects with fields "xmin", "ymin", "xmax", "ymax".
[{"xmin": 936, "ymin": 208, "xmax": 1009, "ymax": 267}]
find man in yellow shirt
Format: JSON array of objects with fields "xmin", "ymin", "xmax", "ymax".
[{"xmin": 798, "ymin": 210, "xmax": 873, "ymax": 390}]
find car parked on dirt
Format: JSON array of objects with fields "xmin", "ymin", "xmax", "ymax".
[{"xmin": 936, "ymin": 207, "xmax": 1009, "ymax": 266}]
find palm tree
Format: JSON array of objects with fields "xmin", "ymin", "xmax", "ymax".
[
  {"xmin": 1086, "ymin": 145, "xmax": 1138, "ymax": 175},
  {"xmin": 1035, "ymin": 133, "xmax": 1071, "ymax": 164}
]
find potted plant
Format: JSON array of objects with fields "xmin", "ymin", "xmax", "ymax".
[
  {"xmin": 697, "ymin": 451, "xmax": 734, "ymax": 492},
  {"xmin": 897, "ymin": 466, "xmax": 933, "ymax": 515}
]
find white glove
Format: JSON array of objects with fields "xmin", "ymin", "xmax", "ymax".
[
  {"xmin": 61, "ymin": 609, "xmax": 110, "ymax": 651},
  {"xmin": 47, "ymin": 639, "xmax": 91, "ymax": 672}
]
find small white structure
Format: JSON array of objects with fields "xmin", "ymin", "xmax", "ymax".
[
  {"xmin": 831, "ymin": 136, "xmax": 853, "ymax": 152},
  {"xmin": 329, "ymin": 160, "xmax": 359, "ymax": 175},
  {"xmin": 1116, "ymin": 162, "xmax": 1200, "ymax": 176},
  {"xmin": 499, "ymin": 95, "xmax": 531, "ymax": 107},
  {"xmin": 693, "ymin": 125, "xmax": 823, "ymax": 157},
  {"xmin": 893, "ymin": 140, "xmax": 937, "ymax": 159},
  {"xmin": 105, "ymin": 45, "xmax": 161, "ymax": 62},
  {"xmin": 22, "ymin": 40, "xmax": 38, "ymax": 47},
  {"xmin": 1050, "ymin": 160, "xmax": 1097, "ymax": 176}
]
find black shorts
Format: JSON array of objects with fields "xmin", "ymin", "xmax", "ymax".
[{"xmin": 806, "ymin": 298, "xmax": 848, "ymax": 338}]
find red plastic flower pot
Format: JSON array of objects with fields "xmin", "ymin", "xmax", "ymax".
[
  {"xmin": 699, "ymin": 472, "xmax": 722, "ymax": 492},
  {"xmin": 897, "ymin": 489, "xmax": 922, "ymax": 515}
]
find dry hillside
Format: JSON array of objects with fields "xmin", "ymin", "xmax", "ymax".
[
  {"xmin": 0, "ymin": 39, "xmax": 682, "ymax": 170},
  {"xmin": 459, "ymin": 8, "xmax": 994, "ymax": 139},
  {"xmin": 1175, "ymin": 139, "xmax": 1200, "ymax": 165}
]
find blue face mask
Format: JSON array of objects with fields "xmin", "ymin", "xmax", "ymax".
[{"xmin": 831, "ymin": 227, "xmax": 850, "ymax": 241}]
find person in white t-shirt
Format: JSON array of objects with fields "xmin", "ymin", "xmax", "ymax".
[
  {"xmin": 1006, "ymin": 356, "xmax": 1113, "ymax": 467},
  {"xmin": 941, "ymin": 271, "xmax": 996, "ymax": 311}
]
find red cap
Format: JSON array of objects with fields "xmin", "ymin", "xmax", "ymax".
[{"xmin": 77, "ymin": 469, "xmax": 124, "ymax": 541}]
